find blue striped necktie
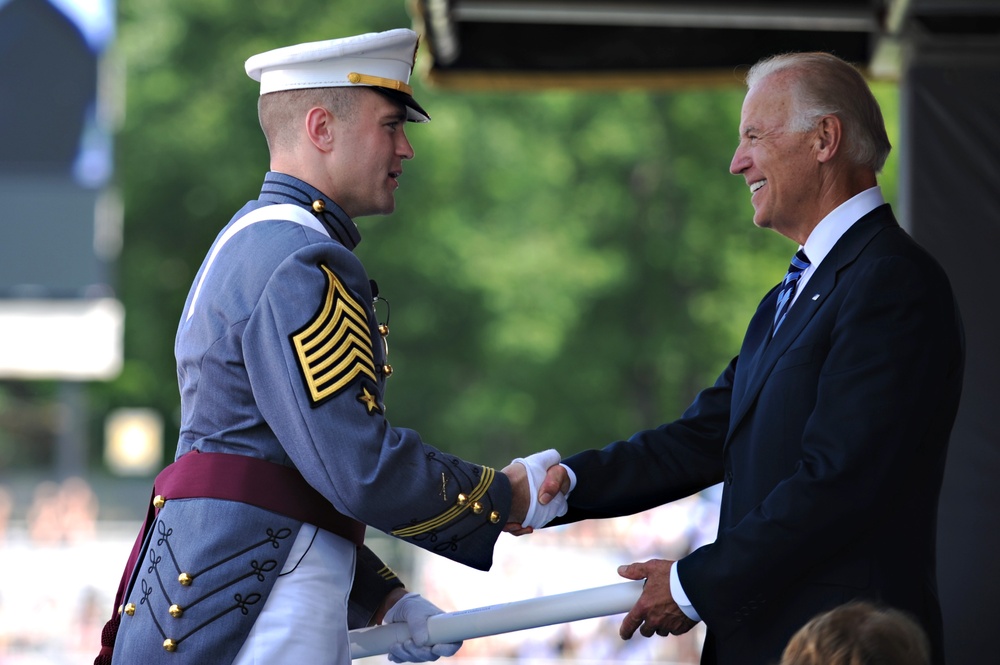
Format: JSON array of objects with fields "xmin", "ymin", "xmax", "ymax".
[{"xmin": 773, "ymin": 249, "xmax": 810, "ymax": 334}]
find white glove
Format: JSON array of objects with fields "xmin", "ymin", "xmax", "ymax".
[
  {"xmin": 512, "ymin": 448, "xmax": 569, "ymax": 529},
  {"xmin": 381, "ymin": 592, "xmax": 462, "ymax": 662}
]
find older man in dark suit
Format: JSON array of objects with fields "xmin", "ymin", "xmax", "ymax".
[{"xmin": 519, "ymin": 52, "xmax": 965, "ymax": 665}]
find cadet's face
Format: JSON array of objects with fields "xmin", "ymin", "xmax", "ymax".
[{"xmin": 332, "ymin": 90, "xmax": 414, "ymax": 219}]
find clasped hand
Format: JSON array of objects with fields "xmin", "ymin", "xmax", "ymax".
[{"xmin": 502, "ymin": 449, "xmax": 571, "ymax": 534}]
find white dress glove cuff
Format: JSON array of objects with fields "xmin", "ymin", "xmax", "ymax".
[{"xmin": 381, "ymin": 591, "xmax": 418, "ymax": 625}]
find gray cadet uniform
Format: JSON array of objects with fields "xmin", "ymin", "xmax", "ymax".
[{"xmin": 103, "ymin": 172, "xmax": 513, "ymax": 663}]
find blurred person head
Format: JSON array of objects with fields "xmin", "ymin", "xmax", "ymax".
[
  {"xmin": 730, "ymin": 52, "xmax": 891, "ymax": 245},
  {"xmin": 779, "ymin": 601, "xmax": 931, "ymax": 665}
]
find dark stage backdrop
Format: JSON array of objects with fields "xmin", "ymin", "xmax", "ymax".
[{"xmin": 902, "ymin": 46, "xmax": 1000, "ymax": 665}]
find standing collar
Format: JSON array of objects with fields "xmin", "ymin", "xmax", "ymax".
[{"xmin": 258, "ymin": 171, "xmax": 362, "ymax": 250}]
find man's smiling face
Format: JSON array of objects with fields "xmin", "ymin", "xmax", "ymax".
[{"xmin": 730, "ymin": 72, "xmax": 819, "ymax": 243}]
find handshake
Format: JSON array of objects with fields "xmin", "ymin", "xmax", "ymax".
[{"xmin": 501, "ymin": 449, "xmax": 574, "ymax": 533}]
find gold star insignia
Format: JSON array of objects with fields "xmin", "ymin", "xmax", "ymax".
[{"xmin": 357, "ymin": 386, "xmax": 382, "ymax": 414}]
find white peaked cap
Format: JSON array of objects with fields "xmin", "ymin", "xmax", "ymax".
[{"xmin": 245, "ymin": 28, "xmax": 429, "ymax": 122}]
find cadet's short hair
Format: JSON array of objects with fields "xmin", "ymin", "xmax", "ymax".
[{"xmin": 258, "ymin": 87, "xmax": 360, "ymax": 154}]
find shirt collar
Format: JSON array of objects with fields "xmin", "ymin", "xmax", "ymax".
[{"xmin": 802, "ymin": 186, "xmax": 885, "ymax": 268}]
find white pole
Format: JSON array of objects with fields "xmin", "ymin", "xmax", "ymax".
[{"xmin": 349, "ymin": 579, "xmax": 643, "ymax": 659}]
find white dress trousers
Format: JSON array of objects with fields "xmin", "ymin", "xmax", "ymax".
[{"xmin": 232, "ymin": 524, "xmax": 357, "ymax": 664}]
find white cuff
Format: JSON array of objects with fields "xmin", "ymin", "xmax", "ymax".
[
  {"xmin": 670, "ymin": 561, "xmax": 701, "ymax": 622},
  {"xmin": 560, "ymin": 463, "xmax": 577, "ymax": 493}
]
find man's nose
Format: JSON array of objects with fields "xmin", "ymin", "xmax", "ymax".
[{"xmin": 729, "ymin": 146, "xmax": 749, "ymax": 175}]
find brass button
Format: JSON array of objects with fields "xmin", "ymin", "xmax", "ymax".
[
  {"xmin": 489, "ymin": 511, "xmax": 501, "ymax": 524},
  {"xmin": 382, "ymin": 364, "xmax": 393, "ymax": 377},
  {"xmin": 169, "ymin": 604, "xmax": 184, "ymax": 618},
  {"xmin": 152, "ymin": 495, "xmax": 166, "ymax": 509},
  {"xmin": 456, "ymin": 493, "xmax": 468, "ymax": 507},
  {"xmin": 311, "ymin": 199, "xmax": 325, "ymax": 212},
  {"xmin": 124, "ymin": 603, "xmax": 136, "ymax": 616},
  {"xmin": 163, "ymin": 638, "xmax": 178, "ymax": 652},
  {"xmin": 178, "ymin": 572, "xmax": 193, "ymax": 586},
  {"xmin": 472, "ymin": 502, "xmax": 483, "ymax": 515},
  {"xmin": 378, "ymin": 324, "xmax": 389, "ymax": 337}
]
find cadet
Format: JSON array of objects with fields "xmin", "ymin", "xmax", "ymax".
[{"xmin": 95, "ymin": 28, "xmax": 567, "ymax": 665}]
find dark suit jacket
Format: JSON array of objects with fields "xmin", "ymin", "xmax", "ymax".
[{"xmin": 560, "ymin": 205, "xmax": 964, "ymax": 665}]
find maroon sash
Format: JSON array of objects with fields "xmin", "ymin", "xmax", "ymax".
[{"xmin": 95, "ymin": 450, "xmax": 364, "ymax": 664}]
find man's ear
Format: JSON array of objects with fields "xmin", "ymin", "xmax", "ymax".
[
  {"xmin": 814, "ymin": 114, "xmax": 842, "ymax": 164},
  {"xmin": 304, "ymin": 106, "xmax": 335, "ymax": 152}
]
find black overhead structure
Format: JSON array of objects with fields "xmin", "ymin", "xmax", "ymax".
[
  {"xmin": 410, "ymin": 3, "xmax": 1000, "ymax": 665},
  {"xmin": 412, "ymin": 0, "xmax": 884, "ymax": 88}
]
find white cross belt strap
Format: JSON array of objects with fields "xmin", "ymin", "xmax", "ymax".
[{"xmin": 186, "ymin": 204, "xmax": 330, "ymax": 321}]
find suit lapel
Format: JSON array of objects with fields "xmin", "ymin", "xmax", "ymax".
[{"xmin": 727, "ymin": 206, "xmax": 897, "ymax": 445}]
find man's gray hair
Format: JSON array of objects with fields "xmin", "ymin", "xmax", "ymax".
[{"xmin": 746, "ymin": 52, "xmax": 892, "ymax": 172}]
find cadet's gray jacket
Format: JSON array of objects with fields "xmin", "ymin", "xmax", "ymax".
[{"xmin": 110, "ymin": 172, "xmax": 512, "ymax": 663}]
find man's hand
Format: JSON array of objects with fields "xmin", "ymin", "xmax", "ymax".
[
  {"xmin": 537, "ymin": 462, "xmax": 571, "ymax": 508},
  {"xmin": 380, "ymin": 592, "xmax": 462, "ymax": 662},
  {"xmin": 617, "ymin": 560, "xmax": 698, "ymax": 639},
  {"xmin": 501, "ymin": 450, "xmax": 571, "ymax": 534}
]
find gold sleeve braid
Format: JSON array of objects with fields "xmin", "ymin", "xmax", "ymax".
[{"xmin": 391, "ymin": 466, "xmax": 495, "ymax": 538}]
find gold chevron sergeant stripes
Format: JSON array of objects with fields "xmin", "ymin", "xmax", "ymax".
[
  {"xmin": 292, "ymin": 264, "xmax": 378, "ymax": 404},
  {"xmin": 391, "ymin": 466, "xmax": 496, "ymax": 538}
]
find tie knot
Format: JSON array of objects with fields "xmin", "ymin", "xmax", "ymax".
[
  {"xmin": 780, "ymin": 249, "xmax": 810, "ymax": 288},
  {"xmin": 773, "ymin": 249, "xmax": 811, "ymax": 334},
  {"xmin": 789, "ymin": 249, "xmax": 810, "ymax": 273},
  {"xmin": 788, "ymin": 249, "xmax": 809, "ymax": 272}
]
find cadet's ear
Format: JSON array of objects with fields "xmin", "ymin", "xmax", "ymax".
[{"xmin": 304, "ymin": 106, "xmax": 335, "ymax": 153}]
